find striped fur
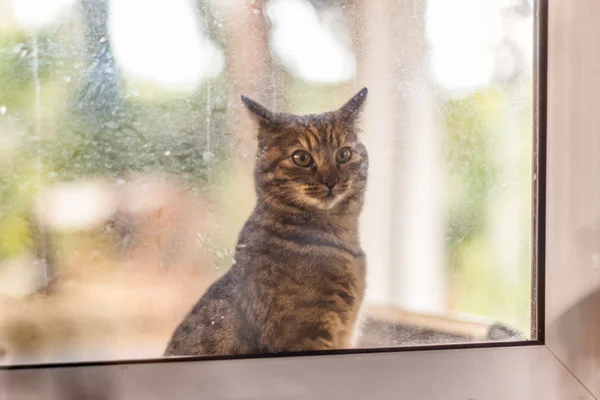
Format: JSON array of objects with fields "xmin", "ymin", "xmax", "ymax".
[{"xmin": 165, "ymin": 88, "xmax": 369, "ymax": 356}]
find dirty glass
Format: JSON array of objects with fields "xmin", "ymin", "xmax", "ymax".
[{"xmin": 0, "ymin": 0, "xmax": 534, "ymax": 365}]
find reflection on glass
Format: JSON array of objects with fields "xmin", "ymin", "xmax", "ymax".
[{"xmin": 0, "ymin": 0, "xmax": 533, "ymax": 364}]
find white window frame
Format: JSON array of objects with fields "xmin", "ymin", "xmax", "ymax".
[{"xmin": 2, "ymin": 0, "xmax": 600, "ymax": 398}]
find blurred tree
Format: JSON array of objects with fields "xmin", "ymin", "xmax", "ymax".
[
  {"xmin": 68, "ymin": 0, "xmax": 129, "ymax": 177},
  {"xmin": 210, "ymin": 0, "xmax": 281, "ymax": 240}
]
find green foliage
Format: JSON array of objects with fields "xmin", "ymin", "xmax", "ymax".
[
  {"xmin": 444, "ymin": 89, "xmax": 502, "ymax": 247},
  {"xmin": 444, "ymin": 81, "xmax": 533, "ymax": 332},
  {"xmin": 0, "ymin": 14, "xmax": 533, "ymax": 333},
  {"xmin": 0, "ymin": 25, "xmax": 231, "ymax": 261},
  {"xmin": 0, "ymin": 213, "xmax": 30, "ymax": 258}
]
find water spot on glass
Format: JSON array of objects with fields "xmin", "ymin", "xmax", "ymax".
[
  {"xmin": 98, "ymin": 36, "xmax": 107, "ymax": 43},
  {"xmin": 164, "ymin": 150, "xmax": 171, "ymax": 156},
  {"xmin": 202, "ymin": 151, "xmax": 215, "ymax": 163}
]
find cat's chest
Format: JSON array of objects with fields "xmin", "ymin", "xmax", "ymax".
[
  {"xmin": 237, "ymin": 216, "xmax": 364, "ymax": 280},
  {"xmin": 280, "ymin": 251, "xmax": 366, "ymax": 296}
]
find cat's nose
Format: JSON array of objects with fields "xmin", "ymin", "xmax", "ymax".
[
  {"xmin": 317, "ymin": 168, "xmax": 339, "ymax": 190},
  {"xmin": 320, "ymin": 176, "xmax": 338, "ymax": 190}
]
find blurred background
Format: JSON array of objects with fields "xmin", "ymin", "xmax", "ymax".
[{"xmin": 0, "ymin": 0, "xmax": 533, "ymax": 364}]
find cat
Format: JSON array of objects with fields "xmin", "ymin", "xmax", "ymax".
[{"xmin": 164, "ymin": 88, "xmax": 369, "ymax": 356}]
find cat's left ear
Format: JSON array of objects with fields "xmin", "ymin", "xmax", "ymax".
[{"xmin": 338, "ymin": 87, "xmax": 368, "ymax": 120}]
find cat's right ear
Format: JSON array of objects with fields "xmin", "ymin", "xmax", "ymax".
[
  {"xmin": 338, "ymin": 87, "xmax": 368, "ymax": 120},
  {"xmin": 241, "ymin": 95, "xmax": 278, "ymax": 126}
]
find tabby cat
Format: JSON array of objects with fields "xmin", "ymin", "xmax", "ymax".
[{"xmin": 164, "ymin": 88, "xmax": 369, "ymax": 356}]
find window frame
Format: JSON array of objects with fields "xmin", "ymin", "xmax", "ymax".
[{"xmin": 6, "ymin": 0, "xmax": 597, "ymax": 397}]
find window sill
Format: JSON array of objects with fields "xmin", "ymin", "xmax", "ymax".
[{"xmin": 0, "ymin": 345, "xmax": 591, "ymax": 399}]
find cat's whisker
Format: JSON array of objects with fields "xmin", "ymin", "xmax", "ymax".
[{"xmin": 256, "ymin": 185, "xmax": 295, "ymax": 210}]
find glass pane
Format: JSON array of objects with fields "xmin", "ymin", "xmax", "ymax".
[{"xmin": 0, "ymin": 0, "xmax": 534, "ymax": 364}]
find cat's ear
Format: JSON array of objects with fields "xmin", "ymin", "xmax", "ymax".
[
  {"xmin": 241, "ymin": 95, "xmax": 278, "ymax": 126},
  {"xmin": 338, "ymin": 87, "xmax": 368, "ymax": 120}
]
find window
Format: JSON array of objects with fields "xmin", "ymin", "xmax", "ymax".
[{"xmin": 0, "ymin": 0, "xmax": 539, "ymax": 367}]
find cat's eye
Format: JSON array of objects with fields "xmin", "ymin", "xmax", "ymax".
[
  {"xmin": 292, "ymin": 150, "xmax": 313, "ymax": 167},
  {"xmin": 336, "ymin": 147, "xmax": 352, "ymax": 164}
]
